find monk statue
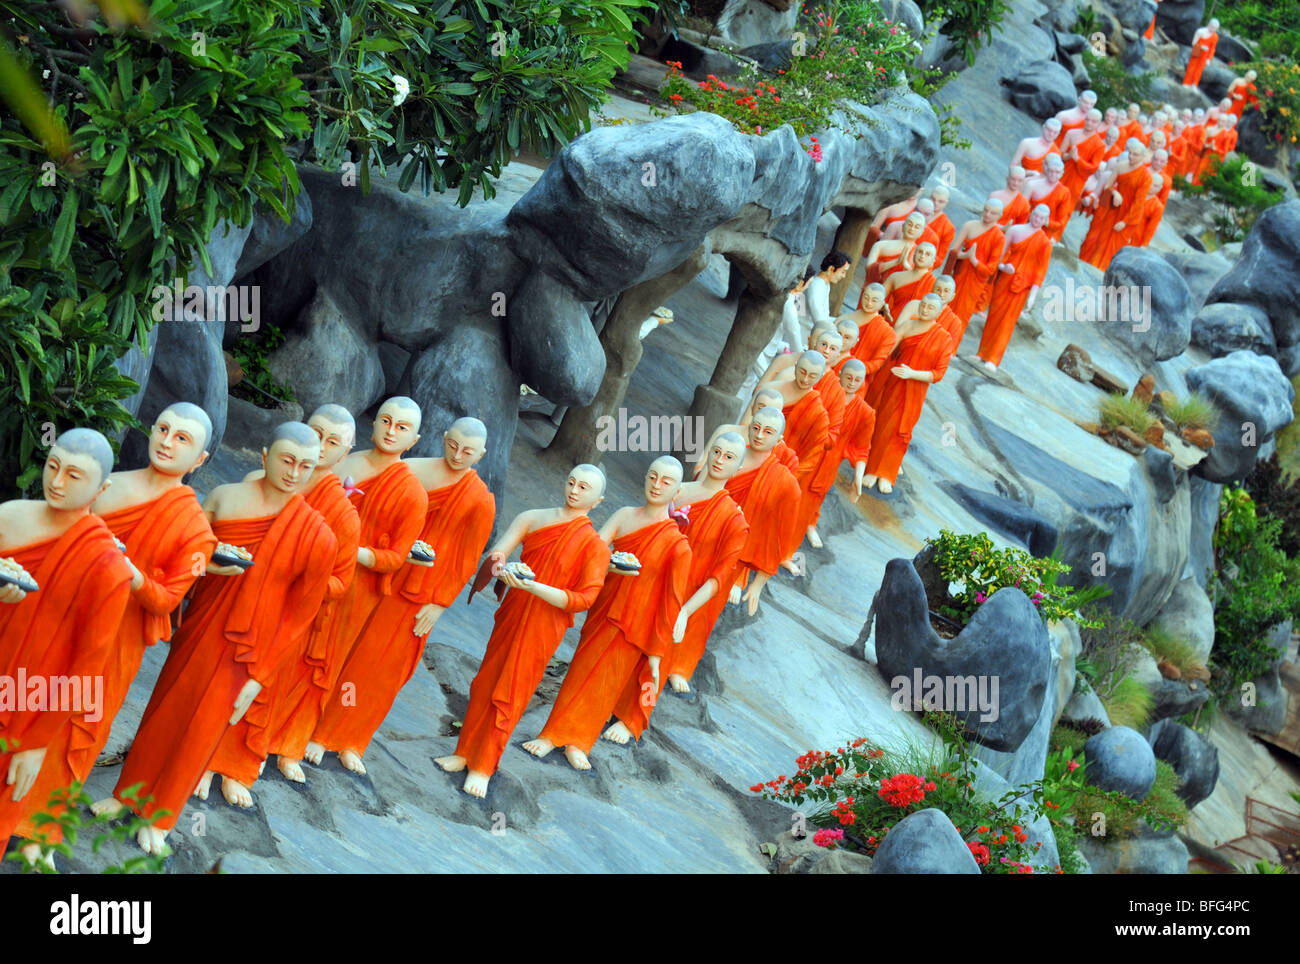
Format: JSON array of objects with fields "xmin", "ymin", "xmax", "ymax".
[
  {"xmin": 1183, "ymin": 18, "xmax": 1219, "ymax": 87},
  {"xmin": 862, "ymin": 189, "xmax": 922, "ymax": 256},
  {"xmin": 756, "ymin": 321, "xmax": 841, "ymax": 391},
  {"xmin": 257, "ymin": 404, "xmax": 362, "ymax": 785},
  {"xmin": 772, "ymin": 351, "xmax": 831, "ymax": 527},
  {"xmin": 524, "ymin": 457, "xmax": 691, "ymax": 766},
  {"xmin": 861, "ymin": 294, "xmax": 956, "ymax": 494},
  {"xmin": 882, "ymin": 197, "xmax": 933, "ymax": 241},
  {"xmin": 1080, "ymin": 138, "xmax": 1152, "ymax": 271},
  {"xmin": 1, "ymin": 429, "xmax": 132, "ymax": 868},
  {"xmin": 698, "ymin": 386, "xmax": 800, "ymax": 482},
  {"xmin": 1022, "ymin": 154, "xmax": 1072, "ymax": 243},
  {"xmin": 1053, "ymin": 90, "xmax": 1097, "ymax": 147},
  {"xmin": 435, "ymin": 464, "xmax": 609, "ymax": 797},
  {"xmin": 991, "ymin": 165, "xmax": 1029, "ymax": 227},
  {"xmin": 724, "ymin": 407, "xmax": 802, "ymax": 615},
  {"xmin": 925, "ymin": 185, "xmax": 955, "ymax": 265},
  {"xmin": 883, "ymin": 241, "xmax": 937, "ymax": 320},
  {"xmin": 1011, "ymin": 118, "xmax": 1063, "ymax": 175},
  {"xmin": 314, "ymin": 417, "xmax": 495, "ymax": 774},
  {"xmin": 661, "ymin": 433, "xmax": 748, "ymax": 695},
  {"xmin": 932, "ymin": 274, "xmax": 965, "ymax": 347},
  {"xmin": 1227, "ymin": 70, "xmax": 1258, "ymax": 119},
  {"xmin": 304, "ymin": 396, "xmax": 428, "ymax": 767},
  {"xmin": 1118, "ymin": 103, "xmax": 1143, "ymax": 144},
  {"xmin": 977, "ymin": 204, "xmax": 1052, "ymax": 371},
  {"xmin": 96, "ymin": 422, "xmax": 336, "ymax": 852},
  {"xmin": 1061, "ymin": 109, "xmax": 1106, "ymax": 211},
  {"xmin": 831, "ymin": 317, "xmax": 861, "ymax": 374},
  {"xmin": 949, "ymin": 197, "xmax": 1005, "ymax": 326},
  {"xmin": 860, "ymin": 211, "xmax": 928, "ymax": 304},
  {"xmin": 80, "ymin": 405, "xmax": 218, "ymax": 786}
]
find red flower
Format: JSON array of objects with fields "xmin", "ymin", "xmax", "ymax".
[
  {"xmin": 968, "ymin": 842, "xmax": 991, "ymax": 866},
  {"xmin": 749, "ymin": 783, "xmax": 764, "ymax": 792},
  {"xmin": 1066, "ymin": 759, "xmax": 1079, "ymax": 773}
]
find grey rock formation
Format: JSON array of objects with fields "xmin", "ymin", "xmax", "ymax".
[
  {"xmin": 1003, "ymin": 60, "xmax": 1078, "ymax": 116},
  {"xmin": 1197, "ymin": 59, "xmax": 1235, "ymax": 102},
  {"xmin": 1224, "ymin": 622, "xmax": 1292, "ymax": 735},
  {"xmin": 1234, "ymin": 106, "xmax": 1280, "ymax": 169},
  {"xmin": 940, "ymin": 483, "xmax": 1059, "ymax": 557},
  {"xmin": 268, "ymin": 288, "xmax": 386, "ymax": 418},
  {"xmin": 1106, "ymin": 0, "xmax": 1157, "ymax": 33},
  {"xmin": 1084, "ymin": 725, "xmax": 1158, "ymax": 800},
  {"xmin": 1186, "ymin": 475, "xmax": 1221, "ymax": 587},
  {"xmin": 1062, "ymin": 687, "xmax": 1111, "ymax": 728},
  {"xmin": 233, "ymin": 191, "xmax": 314, "ymax": 283},
  {"xmin": 870, "ymin": 808, "xmax": 981, "ymax": 874},
  {"xmin": 873, "ymin": 557, "xmax": 1053, "ymax": 752},
  {"xmin": 1150, "ymin": 576, "xmax": 1216, "ymax": 666},
  {"xmin": 1159, "ymin": 249, "xmax": 1231, "ymax": 312},
  {"xmin": 1191, "ymin": 302, "xmax": 1278, "ymax": 358},
  {"xmin": 1155, "ymin": 0, "xmax": 1204, "ymax": 45},
  {"xmin": 1149, "ymin": 677, "xmax": 1210, "ymax": 721},
  {"xmin": 717, "ymin": 0, "xmax": 799, "ymax": 48},
  {"xmin": 877, "ymin": 0, "xmax": 924, "ymax": 40},
  {"xmin": 1185, "ymin": 351, "xmax": 1296, "ymax": 483},
  {"xmin": 1148, "ymin": 719, "xmax": 1220, "ymax": 808},
  {"xmin": 1101, "ymin": 246, "xmax": 1193, "ymax": 365},
  {"xmin": 1213, "ymin": 32, "xmax": 1253, "ymax": 68},
  {"xmin": 1076, "ymin": 822, "xmax": 1190, "ymax": 872}
]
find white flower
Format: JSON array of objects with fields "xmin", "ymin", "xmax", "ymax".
[
  {"xmin": 42, "ymin": 68, "xmax": 50, "ymax": 80},
  {"xmin": 392, "ymin": 74, "xmax": 410, "ymax": 107}
]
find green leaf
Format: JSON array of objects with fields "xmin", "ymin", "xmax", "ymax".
[{"xmin": 49, "ymin": 190, "xmax": 79, "ymax": 268}]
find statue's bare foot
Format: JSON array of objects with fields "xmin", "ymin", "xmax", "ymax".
[
  {"xmin": 91, "ymin": 796, "xmax": 125, "ymax": 818},
  {"xmin": 193, "ymin": 770, "xmax": 214, "ymax": 800},
  {"xmin": 780, "ymin": 557, "xmax": 801, "ymax": 575},
  {"xmin": 668, "ymin": 673, "xmax": 691, "ymax": 694},
  {"xmin": 602, "ymin": 721, "xmax": 633, "ymax": 745},
  {"xmin": 277, "ymin": 757, "xmax": 306, "ymax": 783},
  {"xmin": 304, "ymin": 741, "xmax": 325, "ymax": 766},
  {"xmin": 137, "ymin": 826, "xmax": 168, "ymax": 856},
  {"xmin": 258, "ymin": 760, "xmax": 266, "ymax": 778},
  {"xmin": 221, "ymin": 778, "xmax": 254, "ymax": 809},
  {"xmin": 862, "ymin": 474, "xmax": 879, "ymax": 490},
  {"xmin": 522, "ymin": 738, "xmax": 555, "ymax": 758},
  {"xmin": 563, "ymin": 746, "xmax": 592, "ymax": 771},
  {"xmin": 462, "ymin": 770, "xmax": 490, "ymax": 798},
  {"xmin": 339, "ymin": 750, "xmax": 367, "ymax": 775},
  {"xmin": 983, "ymin": 361, "xmax": 997, "ymax": 373},
  {"xmin": 807, "ymin": 526, "xmax": 823, "ymax": 549},
  {"xmin": 435, "ymin": 753, "xmax": 467, "ymax": 772},
  {"xmin": 19, "ymin": 842, "xmax": 54, "ymax": 871},
  {"xmin": 728, "ymin": 584, "xmax": 742, "ymax": 605},
  {"xmin": 878, "ymin": 480, "xmax": 894, "ymax": 494}
]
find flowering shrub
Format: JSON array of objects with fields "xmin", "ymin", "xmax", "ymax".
[
  {"xmin": 1244, "ymin": 59, "xmax": 1300, "ymax": 146},
  {"xmin": 658, "ymin": 0, "xmax": 921, "ymax": 138},
  {"xmin": 751, "ymin": 714, "xmax": 1064, "ymax": 874},
  {"xmin": 924, "ymin": 529, "xmax": 1110, "ymax": 630}
]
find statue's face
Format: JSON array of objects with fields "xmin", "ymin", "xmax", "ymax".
[
  {"xmin": 1045, "ymin": 162, "xmax": 1063, "ymax": 182},
  {"xmin": 1105, "ymin": 108, "xmax": 1119, "ymax": 125},
  {"xmin": 839, "ymin": 366, "xmax": 865, "ymax": 396},
  {"xmin": 705, "ymin": 438, "xmax": 745, "ymax": 482},
  {"xmin": 901, "ymin": 215, "xmax": 925, "ymax": 240},
  {"xmin": 813, "ymin": 332, "xmax": 841, "ymax": 363},
  {"xmin": 914, "ymin": 244, "xmax": 936, "ymax": 269},
  {"xmin": 918, "ymin": 299, "xmax": 941, "ymax": 321},
  {"xmin": 751, "ymin": 392, "xmax": 781, "ymax": 420},
  {"xmin": 829, "ymin": 261, "xmax": 851, "ymax": 283},
  {"xmin": 264, "ymin": 438, "xmax": 320, "ymax": 495},
  {"xmin": 837, "ymin": 327, "xmax": 858, "ymax": 353},
  {"xmin": 982, "ymin": 202, "xmax": 1001, "ymax": 224},
  {"xmin": 442, "ymin": 426, "xmax": 486, "ymax": 472},
  {"xmin": 748, "ymin": 413, "xmax": 783, "ymax": 452},
  {"xmin": 793, "ymin": 356, "xmax": 824, "ymax": 391},
  {"xmin": 150, "ymin": 410, "xmax": 208, "ymax": 477},
  {"xmin": 564, "ymin": 467, "xmax": 604, "ymax": 511},
  {"xmin": 1042, "ymin": 121, "xmax": 1059, "ymax": 140},
  {"xmin": 929, "ymin": 191, "xmax": 949, "ymax": 214},
  {"xmin": 1084, "ymin": 113, "xmax": 1101, "ymax": 132},
  {"xmin": 372, "ymin": 401, "xmax": 420, "ymax": 455},
  {"xmin": 43, "ymin": 444, "xmax": 107, "ymax": 512},
  {"xmin": 644, "ymin": 460, "xmax": 682, "ymax": 507},
  {"xmin": 935, "ymin": 281, "xmax": 956, "ymax": 304},
  {"xmin": 1030, "ymin": 206, "xmax": 1050, "ymax": 230},
  {"xmin": 862, "ymin": 288, "xmax": 885, "ymax": 313},
  {"xmin": 308, "ymin": 416, "xmax": 354, "ymax": 472},
  {"xmin": 1007, "ymin": 169, "xmax": 1025, "ymax": 190},
  {"xmin": 1127, "ymin": 104, "xmax": 1140, "ymax": 120},
  {"xmin": 1080, "ymin": 93, "xmax": 1096, "ymax": 111}
]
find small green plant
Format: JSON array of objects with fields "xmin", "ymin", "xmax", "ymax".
[
  {"xmin": 1079, "ymin": 48, "xmax": 1155, "ymax": 109},
  {"xmin": 914, "ymin": 0, "xmax": 1011, "ymax": 66},
  {"xmin": 1245, "ymin": 858, "xmax": 1288, "ymax": 874},
  {"xmin": 1103, "ymin": 675, "xmax": 1153, "ymax": 730},
  {"xmin": 1162, "ymin": 392, "xmax": 1221, "ymax": 434},
  {"xmin": 1143, "ymin": 625, "xmax": 1205, "ymax": 676},
  {"xmin": 228, "ymin": 324, "xmax": 297, "ymax": 407},
  {"xmin": 925, "ymin": 530, "xmax": 1111, "ymax": 630},
  {"xmin": 4, "ymin": 781, "xmax": 170, "ymax": 874},
  {"xmin": 1196, "ymin": 155, "xmax": 1286, "ymax": 242},
  {"xmin": 1099, "ymin": 392, "xmax": 1158, "ymax": 436}
]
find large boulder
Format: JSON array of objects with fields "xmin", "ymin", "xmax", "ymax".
[
  {"xmin": 1190, "ymin": 302, "xmax": 1278, "ymax": 358},
  {"xmin": 716, "ymin": 0, "xmax": 799, "ymax": 48},
  {"xmin": 873, "ymin": 557, "xmax": 1053, "ymax": 752},
  {"xmin": 1149, "ymin": 576, "xmax": 1215, "ymax": 666},
  {"xmin": 1196, "ymin": 58, "xmax": 1236, "ymax": 103},
  {"xmin": 1002, "ymin": 60, "xmax": 1078, "ymax": 116},
  {"xmin": 1062, "ymin": 687, "xmax": 1111, "ymax": 728},
  {"xmin": 1235, "ymin": 106, "xmax": 1280, "ymax": 169},
  {"xmin": 1155, "ymin": 0, "xmax": 1204, "ymax": 45},
  {"xmin": 870, "ymin": 809, "xmax": 981, "ymax": 874},
  {"xmin": 1037, "ymin": 0, "xmax": 1082, "ymax": 33},
  {"xmin": 940, "ymin": 483, "xmax": 1059, "ymax": 557},
  {"xmin": 232, "ymin": 190, "xmax": 314, "ymax": 283},
  {"xmin": 1185, "ymin": 475, "xmax": 1221, "ymax": 587},
  {"xmin": 1214, "ymin": 32, "xmax": 1254, "ymax": 68},
  {"xmin": 266, "ymin": 287, "xmax": 386, "ymax": 419},
  {"xmin": 1185, "ymin": 351, "xmax": 1295, "ymax": 483},
  {"xmin": 1076, "ymin": 822, "xmax": 1189, "ymax": 872},
  {"xmin": 1107, "ymin": 0, "xmax": 1157, "ymax": 33},
  {"xmin": 1148, "ymin": 719, "xmax": 1220, "ymax": 808},
  {"xmin": 1084, "ymin": 725, "xmax": 1158, "ymax": 801},
  {"xmin": 1224, "ymin": 622, "xmax": 1293, "ymax": 735},
  {"xmin": 1149, "ymin": 677, "xmax": 1211, "ymax": 721},
  {"xmin": 1159, "ymin": 250, "xmax": 1231, "ymax": 312},
  {"xmin": 1101, "ymin": 246, "xmax": 1193, "ymax": 364}
]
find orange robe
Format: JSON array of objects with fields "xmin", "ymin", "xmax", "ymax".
[
  {"xmin": 951, "ymin": 225, "xmax": 1004, "ymax": 323},
  {"xmin": 936, "ymin": 304, "xmax": 966, "ymax": 348},
  {"xmin": 1054, "ymin": 115, "xmax": 1086, "ymax": 149},
  {"xmin": 885, "ymin": 270, "xmax": 935, "ymax": 321},
  {"xmin": 929, "ymin": 213, "xmax": 956, "ymax": 266},
  {"xmin": 263, "ymin": 473, "xmax": 360, "ymax": 761},
  {"xmin": 113, "ymin": 496, "xmax": 335, "ymax": 830},
  {"xmin": 660, "ymin": 490, "xmax": 747, "ymax": 686},
  {"xmin": 862, "ymin": 205, "xmax": 916, "ymax": 256},
  {"xmin": 1134, "ymin": 193, "xmax": 1165, "ymax": 247},
  {"xmin": 798, "ymin": 390, "xmax": 878, "ymax": 533},
  {"xmin": 865, "ymin": 324, "xmax": 955, "ymax": 484},
  {"xmin": 1019, "ymin": 145, "xmax": 1061, "ymax": 175},
  {"xmin": 1102, "ymin": 136, "xmax": 1125, "ymax": 162},
  {"xmin": 1183, "ymin": 33, "xmax": 1216, "ymax": 86},
  {"xmin": 454, "ymin": 517, "xmax": 608, "ymax": 776},
  {"xmin": 726, "ymin": 454, "xmax": 802, "ymax": 577},
  {"xmin": 1168, "ymin": 136, "xmax": 1189, "ymax": 181},
  {"xmin": 77, "ymin": 489, "xmax": 216, "ymax": 779},
  {"xmin": 978, "ymin": 230, "xmax": 1052, "ymax": 366},
  {"xmin": 1118, "ymin": 120, "xmax": 1142, "ymax": 145},
  {"xmin": 314, "ymin": 471, "xmax": 495, "ymax": 756},
  {"xmin": 814, "ymin": 370, "xmax": 845, "ymax": 443},
  {"xmin": 539, "ymin": 520, "xmax": 691, "ymax": 750},
  {"xmin": 772, "ymin": 441, "xmax": 800, "ymax": 475},
  {"xmin": 781, "ymin": 391, "xmax": 831, "ymax": 491},
  {"xmin": 1025, "ymin": 181, "xmax": 1074, "ymax": 242},
  {"xmin": 1062, "ymin": 132, "xmax": 1105, "ymax": 209},
  {"xmin": 996, "ymin": 193, "xmax": 1030, "ymax": 228},
  {"xmin": 853, "ymin": 314, "xmax": 896, "ymax": 377},
  {"xmin": 1228, "ymin": 82, "xmax": 1257, "ymax": 118},
  {"xmin": 1079, "ymin": 165, "xmax": 1151, "ymax": 271},
  {"xmin": 316, "ymin": 462, "xmax": 427, "ymax": 720},
  {"xmin": 1144, "ymin": 0, "xmax": 1158, "ymax": 39},
  {"xmin": 0, "ymin": 516, "xmax": 132, "ymax": 845}
]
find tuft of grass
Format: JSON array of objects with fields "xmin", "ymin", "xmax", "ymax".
[
  {"xmin": 1051, "ymin": 724, "xmax": 1089, "ymax": 756},
  {"xmin": 1146, "ymin": 760, "xmax": 1190, "ymax": 831},
  {"xmin": 1102, "ymin": 675, "xmax": 1153, "ymax": 731},
  {"xmin": 1144, "ymin": 625, "xmax": 1206, "ymax": 676},
  {"xmin": 1099, "ymin": 393, "xmax": 1158, "ymax": 436},
  {"xmin": 1164, "ymin": 392, "xmax": 1221, "ymax": 433}
]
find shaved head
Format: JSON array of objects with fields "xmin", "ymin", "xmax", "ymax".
[
  {"xmin": 649, "ymin": 454, "xmax": 684, "ymax": 481},
  {"xmin": 52, "ymin": 428, "xmax": 114, "ymax": 486},
  {"xmin": 309, "ymin": 403, "xmax": 356, "ymax": 445},
  {"xmin": 272, "ymin": 421, "xmax": 320, "ymax": 449},
  {"xmin": 715, "ymin": 430, "xmax": 745, "ymax": 450},
  {"xmin": 379, "ymin": 395, "xmax": 422, "ymax": 432},
  {"xmin": 840, "ymin": 358, "xmax": 867, "ymax": 377},
  {"xmin": 798, "ymin": 349, "xmax": 827, "ymax": 371},
  {"xmin": 448, "ymin": 416, "xmax": 488, "ymax": 442},
  {"xmin": 158, "ymin": 402, "xmax": 213, "ymax": 451},
  {"xmin": 571, "ymin": 462, "xmax": 606, "ymax": 498}
]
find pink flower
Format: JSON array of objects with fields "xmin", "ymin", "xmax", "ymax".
[
  {"xmin": 1067, "ymin": 759, "xmax": 1079, "ymax": 773},
  {"xmin": 341, "ymin": 476, "xmax": 366, "ymax": 498},
  {"xmin": 974, "ymin": 591, "xmax": 987, "ymax": 603},
  {"xmin": 813, "ymin": 827, "xmax": 845, "ymax": 849},
  {"xmin": 890, "ymin": 25, "xmax": 898, "ymax": 34}
]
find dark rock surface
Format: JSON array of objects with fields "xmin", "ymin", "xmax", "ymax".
[
  {"xmin": 1190, "ymin": 302, "xmax": 1278, "ymax": 358},
  {"xmin": 870, "ymin": 808, "xmax": 981, "ymax": 874},
  {"xmin": 1084, "ymin": 725, "xmax": 1158, "ymax": 800},
  {"xmin": 1148, "ymin": 719, "xmax": 1220, "ymax": 808},
  {"xmin": 1185, "ymin": 351, "xmax": 1296, "ymax": 483},
  {"xmin": 1101, "ymin": 246, "xmax": 1193, "ymax": 364}
]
